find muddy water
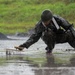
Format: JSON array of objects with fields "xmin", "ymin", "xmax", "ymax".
[{"xmin": 0, "ymin": 36, "xmax": 75, "ymax": 75}]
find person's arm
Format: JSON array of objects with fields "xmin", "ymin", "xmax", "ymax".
[
  {"xmin": 21, "ymin": 29, "xmax": 42, "ymax": 48},
  {"xmin": 15, "ymin": 24, "xmax": 43, "ymax": 50},
  {"xmin": 54, "ymin": 15, "xmax": 72, "ymax": 30},
  {"xmin": 55, "ymin": 15, "xmax": 75, "ymax": 37}
]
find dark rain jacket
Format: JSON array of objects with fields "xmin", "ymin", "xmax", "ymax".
[{"xmin": 22, "ymin": 15, "xmax": 72, "ymax": 48}]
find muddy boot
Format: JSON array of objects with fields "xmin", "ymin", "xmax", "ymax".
[
  {"xmin": 45, "ymin": 47, "xmax": 52, "ymax": 54},
  {"xmin": 46, "ymin": 50, "xmax": 52, "ymax": 54}
]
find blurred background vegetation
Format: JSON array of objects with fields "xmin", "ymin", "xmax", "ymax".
[{"xmin": 0, "ymin": 0, "xmax": 75, "ymax": 34}]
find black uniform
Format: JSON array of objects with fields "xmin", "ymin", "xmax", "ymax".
[{"xmin": 21, "ymin": 15, "xmax": 75, "ymax": 52}]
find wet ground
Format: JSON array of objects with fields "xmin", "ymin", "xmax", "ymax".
[{"xmin": 0, "ymin": 36, "xmax": 75, "ymax": 75}]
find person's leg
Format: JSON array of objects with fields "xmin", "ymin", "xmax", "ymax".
[
  {"xmin": 42, "ymin": 29, "xmax": 56, "ymax": 53},
  {"xmin": 56, "ymin": 32, "xmax": 68, "ymax": 43},
  {"xmin": 56, "ymin": 30, "xmax": 75, "ymax": 48},
  {"xmin": 67, "ymin": 31, "xmax": 75, "ymax": 48}
]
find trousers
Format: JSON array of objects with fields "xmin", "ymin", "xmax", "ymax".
[{"xmin": 42, "ymin": 29, "xmax": 75, "ymax": 51}]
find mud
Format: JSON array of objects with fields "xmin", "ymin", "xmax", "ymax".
[{"xmin": 0, "ymin": 36, "xmax": 75, "ymax": 75}]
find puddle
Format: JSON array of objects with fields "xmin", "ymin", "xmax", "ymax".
[{"xmin": 0, "ymin": 36, "xmax": 75, "ymax": 75}]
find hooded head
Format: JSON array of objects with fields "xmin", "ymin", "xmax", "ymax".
[{"xmin": 41, "ymin": 9, "xmax": 53, "ymax": 22}]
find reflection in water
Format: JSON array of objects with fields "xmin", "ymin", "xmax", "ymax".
[
  {"xmin": 44, "ymin": 54, "xmax": 56, "ymax": 67},
  {"xmin": 0, "ymin": 53, "xmax": 75, "ymax": 75},
  {"xmin": 0, "ymin": 37, "xmax": 75, "ymax": 75},
  {"xmin": 0, "ymin": 55, "xmax": 35, "ymax": 75},
  {"xmin": 70, "ymin": 55, "xmax": 75, "ymax": 66},
  {"xmin": 44, "ymin": 54, "xmax": 75, "ymax": 67},
  {"xmin": 32, "ymin": 54, "xmax": 75, "ymax": 75},
  {"xmin": 33, "ymin": 68, "xmax": 75, "ymax": 75}
]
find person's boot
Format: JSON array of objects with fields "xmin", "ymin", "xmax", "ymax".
[
  {"xmin": 45, "ymin": 47, "xmax": 52, "ymax": 54},
  {"xmin": 46, "ymin": 50, "xmax": 52, "ymax": 54}
]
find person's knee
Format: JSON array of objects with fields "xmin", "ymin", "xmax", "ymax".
[
  {"xmin": 66, "ymin": 31, "xmax": 74, "ymax": 41},
  {"xmin": 69, "ymin": 41, "xmax": 75, "ymax": 48}
]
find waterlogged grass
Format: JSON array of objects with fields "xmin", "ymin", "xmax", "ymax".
[
  {"xmin": 24, "ymin": 56, "xmax": 46, "ymax": 66},
  {"xmin": 0, "ymin": 1, "xmax": 75, "ymax": 34},
  {"xmin": 0, "ymin": 53, "xmax": 74, "ymax": 66},
  {"xmin": 0, "ymin": 58, "xmax": 6, "ymax": 65},
  {"xmin": 55, "ymin": 57, "xmax": 70, "ymax": 64},
  {"xmin": 23, "ymin": 54, "xmax": 72, "ymax": 66}
]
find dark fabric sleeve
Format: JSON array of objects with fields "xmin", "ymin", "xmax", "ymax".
[
  {"xmin": 20, "ymin": 24, "xmax": 42, "ymax": 48},
  {"xmin": 54, "ymin": 15, "xmax": 72, "ymax": 30}
]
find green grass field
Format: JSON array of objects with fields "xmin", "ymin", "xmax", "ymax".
[{"xmin": 0, "ymin": 0, "xmax": 75, "ymax": 34}]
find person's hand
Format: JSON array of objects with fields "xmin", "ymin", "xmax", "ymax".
[{"xmin": 14, "ymin": 46, "xmax": 24, "ymax": 51}]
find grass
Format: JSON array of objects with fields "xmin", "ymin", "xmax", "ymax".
[
  {"xmin": 0, "ymin": 22, "xmax": 35, "ymax": 34},
  {"xmin": 0, "ymin": 0, "xmax": 75, "ymax": 34}
]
